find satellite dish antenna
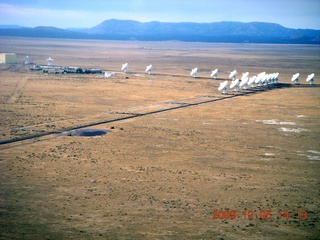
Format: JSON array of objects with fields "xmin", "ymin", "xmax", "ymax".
[
  {"xmin": 306, "ymin": 73, "xmax": 314, "ymax": 85},
  {"xmin": 24, "ymin": 55, "xmax": 31, "ymax": 64},
  {"xmin": 218, "ymin": 80, "xmax": 228, "ymax": 94},
  {"xmin": 254, "ymin": 74, "xmax": 262, "ymax": 86},
  {"xmin": 242, "ymin": 72, "xmax": 249, "ymax": 78},
  {"xmin": 230, "ymin": 79, "xmax": 240, "ymax": 92},
  {"xmin": 145, "ymin": 65, "xmax": 153, "ymax": 75},
  {"xmin": 255, "ymin": 72, "xmax": 265, "ymax": 87},
  {"xmin": 46, "ymin": 57, "xmax": 54, "ymax": 66},
  {"xmin": 262, "ymin": 74, "xmax": 269, "ymax": 85},
  {"xmin": 248, "ymin": 76, "xmax": 256, "ymax": 88},
  {"xmin": 291, "ymin": 73, "xmax": 300, "ymax": 85},
  {"xmin": 229, "ymin": 70, "xmax": 237, "ymax": 80},
  {"xmin": 211, "ymin": 69, "xmax": 218, "ymax": 79},
  {"xmin": 105, "ymin": 71, "xmax": 114, "ymax": 78},
  {"xmin": 261, "ymin": 74, "xmax": 269, "ymax": 86},
  {"xmin": 240, "ymin": 76, "xmax": 249, "ymax": 90},
  {"xmin": 269, "ymin": 73, "xmax": 275, "ymax": 84},
  {"xmin": 190, "ymin": 68, "xmax": 198, "ymax": 78},
  {"xmin": 121, "ymin": 63, "xmax": 128, "ymax": 73}
]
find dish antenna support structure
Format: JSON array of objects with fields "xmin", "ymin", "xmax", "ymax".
[
  {"xmin": 218, "ymin": 80, "xmax": 228, "ymax": 94},
  {"xmin": 145, "ymin": 65, "xmax": 153, "ymax": 75},
  {"xmin": 211, "ymin": 69, "xmax": 218, "ymax": 79},
  {"xmin": 291, "ymin": 73, "xmax": 300, "ymax": 85},
  {"xmin": 190, "ymin": 68, "xmax": 198, "ymax": 78},
  {"xmin": 306, "ymin": 73, "xmax": 314, "ymax": 85},
  {"xmin": 46, "ymin": 57, "xmax": 54, "ymax": 66},
  {"xmin": 121, "ymin": 63, "xmax": 128, "ymax": 73}
]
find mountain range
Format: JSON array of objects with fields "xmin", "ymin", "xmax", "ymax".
[{"xmin": 1, "ymin": 19, "xmax": 319, "ymax": 44}]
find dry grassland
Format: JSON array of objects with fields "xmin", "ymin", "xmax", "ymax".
[{"xmin": 0, "ymin": 37, "xmax": 320, "ymax": 239}]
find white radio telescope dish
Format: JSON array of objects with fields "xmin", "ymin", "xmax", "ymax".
[
  {"xmin": 230, "ymin": 79, "xmax": 240, "ymax": 92},
  {"xmin": 248, "ymin": 76, "xmax": 257, "ymax": 85},
  {"xmin": 105, "ymin": 71, "xmax": 114, "ymax": 78},
  {"xmin": 229, "ymin": 70, "xmax": 237, "ymax": 80},
  {"xmin": 255, "ymin": 72, "xmax": 266, "ymax": 87},
  {"xmin": 248, "ymin": 76, "xmax": 256, "ymax": 87},
  {"xmin": 145, "ymin": 65, "xmax": 153, "ymax": 75},
  {"xmin": 269, "ymin": 73, "xmax": 275, "ymax": 84},
  {"xmin": 254, "ymin": 74, "xmax": 262, "ymax": 85},
  {"xmin": 306, "ymin": 73, "xmax": 314, "ymax": 85},
  {"xmin": 211, "ymin": 69, "xmax": 218, "ymax": 79},
  {"xmin": 46, "ymin": 57, "xmax": 54, "ymax": 66},
  {"xmin": 121, "ymin": 63, "xmax": 128, "ymax": 73},
  {"xmin": 240, "ymin": 76, "xmax": 249, "ymax": 90},
  {"xmin": 190, "ymin": 68, "xmax": 198, "ymax": 78},
  {"xmin": 262, "ymin": 74, "xmax": 269, "ymax": 85},
  {"xmin": 218, "ymin": 80, "xmax": 228, "ymax": 94},
  {"xmin": 242, "ymin": 72, "xmax": 249, "ymax": 78},
  {"xmin": 291, "ymin": 73, "xmax": 300, "ymax": 85},
  {"xmin": 24, "ymin": 55, "xmax": 31, "ymax": 64}
]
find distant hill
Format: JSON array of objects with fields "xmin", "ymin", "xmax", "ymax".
[
  {"xmin": 1, "ymin": 19, "xmax": 319, "ymax": 44},
  {"xmin": 0, "ymin": 26, "xmax": 91, "ymax": 39}
]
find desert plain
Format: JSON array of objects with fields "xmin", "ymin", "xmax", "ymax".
[{"xmin": 0, "ymin": 37, "xmax": 319, "ymax": 239}]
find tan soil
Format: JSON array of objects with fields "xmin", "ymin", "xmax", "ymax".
[{"xmin": 0, "ymin": 37, "xmax": 319, "ymax": 239}]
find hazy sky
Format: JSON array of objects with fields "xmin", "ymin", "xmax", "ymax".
[{"xmin": 0, "ymin": 0, "xmax": 319, "ymax": 29}]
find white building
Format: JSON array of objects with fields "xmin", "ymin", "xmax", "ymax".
[{"xmin": 0, "ymin": 53, "xmax": 17, "ymax": 64}]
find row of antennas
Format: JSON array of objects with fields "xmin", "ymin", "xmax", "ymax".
[
  {"xmin": 41, "ymin": 58, "xmax": 312, "ymax": 85},
  {"xmin": 121, "ymin": 63, "xmax": 153, "ymax": 75},
  {"xmin": 191, "ymin": 68, "xmax": 219, "ymax": 78},
  {"xmin": 219, "ymin": 72, "xmax": 315, "ymax": 94},
  {"xmin": 122, "ymin": 64, "xmax": 216, "ymax": 78},
  {"xmin": 218, "ymin": 71, "xmax": 280, "ymax": 94},
  {"xmin": 291, "ymin": 73, "xmax": 315, "ymax": 85}
]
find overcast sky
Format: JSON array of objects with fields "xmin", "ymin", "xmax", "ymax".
[{"xmin": 0, "ymin": 0, "xmax": 319, "ymax": 29}]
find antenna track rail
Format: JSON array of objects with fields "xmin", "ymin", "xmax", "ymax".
[{"xmin": 0, "ymin": 83, "xmax": 314, "ymax": 146}]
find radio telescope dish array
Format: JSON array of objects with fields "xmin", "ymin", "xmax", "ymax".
[
  {"xmin": 211, "ymin": 69, "xmax": 218, "ymax": 79},
  {"xmin": 46, "ymin": 57, "xmax": 54, "ymax": 66},
  {"xmin": 190, "ymin": 68, "xmax": 198, "ymax": 78},
  {"xmin": 229, "ymin": 70, "xmax": 237, "ymax": 80},
  {"xmin": 121, "ymin": 63, "xmax": 128, "ymax": 73},
  {"xmin": 230, "ymin": 79, "xmax": 240, "ymax": 92},
  {"xmin": 291, "ymin": 73, "xmax": 300, "ymax": 85},
  {"xmin": 306, "ymin": 73, "xmax": 314, "ymax": 85},
  {"xmin": 145, "ymin": 65, "xmax": 153, "ymax": 75},
  {"xmin": 218, "ymin": 80, "xmax": 228, "ymax": 94}
]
